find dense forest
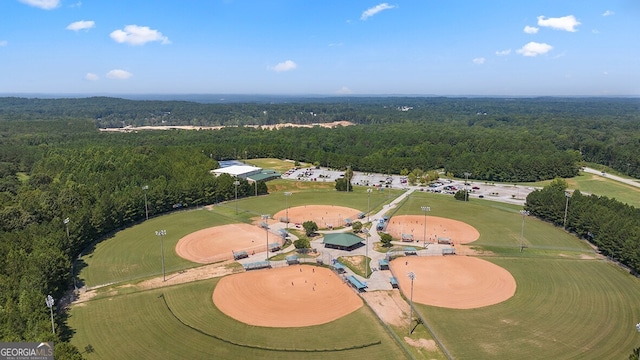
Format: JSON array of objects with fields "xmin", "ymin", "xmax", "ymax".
[{"xmin": 0, "ymin": 96, "xmax": 638, "ymax": 358}]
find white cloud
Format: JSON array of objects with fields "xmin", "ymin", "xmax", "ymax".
[
  {"xmin": 495, "ymin": 49, "xmax": 511, "ymax": 56},
  {"xmin": 602, "ymin": 10, "xmax": 614, "ymax": 17},
  {"xmin": 0, "ymin": 40, "xmax": 7, "ymax": 47},
  {"xmin": 472, "ymin": 57, "xmax": 486, "ymax": 65},
  {"xmin": 269, "ymin": 60, "xmax": 297, "ymax": 72},
  {"xmin": 85, "ymin": 73, "xmax": 99, "ymax": 81},
  {"xmin": 523, "ymin": 25, "xmax": 539, "ymax": 34},
  {"xmin": 336, "ymin": 86, "xmax": 353, "ymax": 94},
  {"xmin": 19, "ymin": 0, "xmax": 59, "ymax": 10},
  {"xmin": 516, "ymin": 42, "xmax": 553, "ymax": 57},
  {"xmin": 537, "ymin": 15, "xmax": 581, "ymax": 32},
  {"xmin": 361, "ymin": 3, "xmax": 396, "ymax": 20},
  {"xmin": 106, "ymin": 69, "xmax": 133, "ymax": 79},
  {"xmin": 66, "ymin": 20, "xmax": 95, "ymax": 32},
  {"xmin": 110, "ymin": 25, "xmax": 170, "ymax": 46}
]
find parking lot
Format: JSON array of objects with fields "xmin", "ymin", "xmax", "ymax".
[{"xmin": 281, "ymin": 166, "xmax": 535, "ymax": 205}]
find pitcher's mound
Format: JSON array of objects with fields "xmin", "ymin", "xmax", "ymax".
[
  {"xmin": 213, "ymin": 266, "xmax": 363, "ymax": 327},
  {"xmin": 390, "ymin": 256, "xmax": 516, "ymax": 309}
]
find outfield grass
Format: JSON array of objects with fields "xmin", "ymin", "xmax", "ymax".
[
  {"xmin": 418, "ymin": 258, "xmax": 640, "ymax": 359},
  {"xmin": 74, "ymin": 180, "xmax": 640, "ymax": 359},
  {"xmin": 393, "ymin": 191, "xmax": 640, "ymax": 359},
  {"xmin": 69, "ymin": 279, "xmax": 409, "ymax": 360},
  {"xmin": 79, "ymin": 185, "xmax": 396, "ymax": 287}
]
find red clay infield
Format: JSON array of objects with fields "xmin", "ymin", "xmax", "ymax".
[
  {"xmin": 273, "ymin": 205, "xmax": 362, "ymax": 229},
  {"xmin": 390, "ymin": 256, "xmax": 516, "ymax": 309},
  {"xmin": 213, "ymin": 266, "xmax": 363, "ymax": 327},
  {"xmin": 175, "ymin": 223, "xmax": 272, "ymax": 263},
  {"xmin": 385, "ymin": 215, "xmax": 480, "ymax": 244}
]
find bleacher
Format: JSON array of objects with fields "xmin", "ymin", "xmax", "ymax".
[
  {"xmin": 404, "ymin": 247, "xmax": 418, "ymax": 255},
  {"xmin": 389, "ymin": 276, "xmax": 399, "ymax": 288},
  {"xmin": 243, "ymin": 261, "xmax": 271, "ymax": 271},
  {"xmin": 268, "ymin": 243, "xmax": 281, "ymax": 252},
  {"xmin": 285, "ymin": 255, "xmax": 299, "ymax": 265},
  {"xmin": 333, "ymin": 262, "xmax": 346, "ymax": 273},
  {"xmin": 233, "ymin": 251, "xmax": 249, "ymax": 260},
  {"xmin": 442, "ymin": 248, "xmax": 456, "ymax": 256},
  {"xmin": 346, "ymin": 275, "xmax": 367, "ymax": 292},
  {"xmin": 401, "ymin": 233, "xmax": 414, "ymax": 242},
  {"xmin": 379, "ymin": 259, "xmax": 390, "ymax": 270}
]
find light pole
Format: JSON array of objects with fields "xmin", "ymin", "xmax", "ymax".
[
  {"xmin": 45, "ymin": 295, "xmax": 55, "ymax": 334},
  {"xmin": 233, "ymin": 180, "xmax": 240, "ymax": 214},
  {"xmin": 64, "ymin": 217, "xmax": 70, "ymax": 241},
  {"xmin": 407, "ymin": 271, "xmax": 416, "ymax": 334},
  {"xmin": 284, "ymin": 192, "xmax": 292, "ymax": 229},
  {"xmin": 563, "ymin": 191, "xmax": 572, "ymax": 230},
  {"xmin": 262, "ymin": 215, "xmax": 270, "ymax": 261},
  {"xmin": 367, "ymin": 188, "xmax": 373, "ymax": 223},
  {"xmin": 463, "ymin": 172, "xmax": 471, "ymax": 202},
  {"xmin": 519, "ymin": 210, "xmax": 529, "ymax": 253},
  {"xmin": 142, "ymin": 185, "xmax": 149, "ymax": 220},
  {"xmin": 421, "ymin": 206, "xmax": 431, "ymax": 248},
  {"xmin": 363, "ymin": 228, "xmax": 370, "ymax": 278},
  {"xmin": 156, "ymin": 230, "xmax": 166, "ymax": 281}
]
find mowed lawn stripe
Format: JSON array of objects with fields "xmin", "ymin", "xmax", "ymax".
[
  {"xmin": 70, "ymin": 279, "xmax": 409, "ymax": 359},
  {"xmin": 418, "ymin": 258, "xmax": 640, "ymax": 359}
]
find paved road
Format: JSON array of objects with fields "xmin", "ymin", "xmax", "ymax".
[{"xmin": 583, "ymin": 167, "xmax": 640, "ymax": 188}]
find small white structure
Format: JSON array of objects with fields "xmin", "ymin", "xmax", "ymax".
[{"xmin": 211, "ymin": 165, "xmax": 262, "ymax": 179}]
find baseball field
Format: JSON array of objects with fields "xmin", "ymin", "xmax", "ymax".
[{"xmin": 69, "ymin": 178, "xmax": 640, "ymax": 359}]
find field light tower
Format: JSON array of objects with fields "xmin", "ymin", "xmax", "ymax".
[
  {"xmin": 519, "ymin": 210, "xmax": 529, "ymax": 253},
  {"xmin": 262, "ymin": 214, "xmax": 270, "ymax": 261},
  {"xmin": 407, "ymin": 271, "xmax": 416, "ymax": 334},
  {"xmin": 233, "ymin": 180, "xmax": 240, "ymax": 214},
  {"xmin": 421, "ymin": 206, "xmax": 431, "ymax": 248},
  {"xmin": 463, "ymin": 172, "xmax": 472, "ymax": 202},
  {"xmin": 563, "ymin": 191, "xmax": 572, "ymax": 230},
  {"xmin": 284, "ymin": 192, "xmax": 292, "ymax": 229},
  {"xmin": 363, "ymin": 228, "xmax": 370, "ymax": 278},
  {"xmin": 142, "ymin": 185, "xmax": 149, "ymax": 220},
  {"xmin": 156, "ymin": 230, "xmax": 167, "ymax": 281},
  {"xmin": 367, "ymin": 188, "xmax": 373, "ymax": 222},
  {"xmin": 45, "ymin": 295, "xmax": 55, "ymax": 334},
  {"xmin": 64, "ymin": 217, "xmax": 70, "ymax": 241}
]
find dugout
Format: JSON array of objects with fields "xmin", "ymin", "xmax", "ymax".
[{"xmin": 286, "ymin": 255, "xmax": 299, "ymax": 265}]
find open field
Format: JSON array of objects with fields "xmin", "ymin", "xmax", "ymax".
[
  {"xmin": 72, "ymin": 180, "xmax": 640, "ymax": 359},
  {"xmin": 70, "ymin": 278, "xmax": 408, "ymax": 360},
  {"xmin": 244, "ymin": 157, "xmax": 299, "ymax": 173},
  {"xmin": 517, "ymin": 170, "xmax": 640, "ymax": 208}
]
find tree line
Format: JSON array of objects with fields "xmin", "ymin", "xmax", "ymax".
[{"xmin": 525, "ymin": 179, "xmax": 640, "ymax": 274}]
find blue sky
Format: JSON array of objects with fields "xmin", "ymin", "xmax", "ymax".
[{"xmin": 1, "ymin": 0, "xmax": 639, "ymax": 96}]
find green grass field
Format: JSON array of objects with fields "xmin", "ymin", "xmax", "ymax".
[
  {"xmin": 70, "ymin": 279, "xmax": 408, "ymax": 360},
  {"xmin": 72, "ymin": 175, "xmax": 640, "ymax": 359}
]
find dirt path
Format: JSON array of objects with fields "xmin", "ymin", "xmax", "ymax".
[{"xmin": 73, "ymin": 261, "xmax": 240, "ymax": 304}]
